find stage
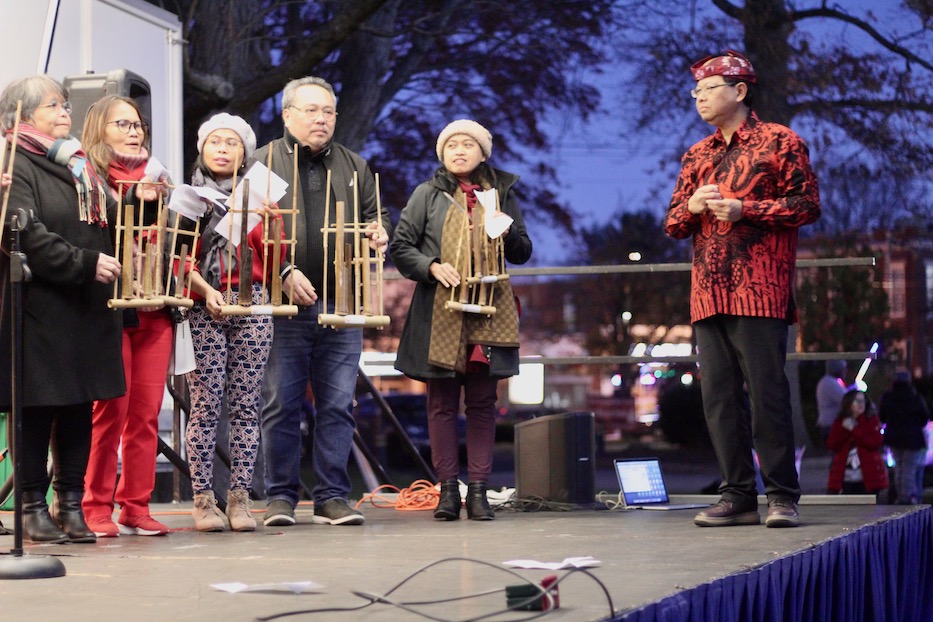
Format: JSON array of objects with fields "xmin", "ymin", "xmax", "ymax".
[{"xmin": 1, "ymin": 498, "xmax": 930, "ymax": 622}]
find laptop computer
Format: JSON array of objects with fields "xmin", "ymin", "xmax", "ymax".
[{"xmin": 614, "ymin": 457, "xmax": 709, "ymax": 510}]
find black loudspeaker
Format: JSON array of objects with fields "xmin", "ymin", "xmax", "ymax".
[
  {"xmin": 514, "ymin": 411, "xmax": 595, "ymax": 505},
  {"xmin": 62, "ymin": 69, "xmax": 152, "ymax": 140}
]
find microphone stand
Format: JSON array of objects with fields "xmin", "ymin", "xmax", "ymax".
[{"xmin": 0, "ymin": 207, "xmax": 66, "ymax": 579}]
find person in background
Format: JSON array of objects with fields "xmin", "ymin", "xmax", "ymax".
[
  {"xmin": 80, "ymin": 94, "xmax": 173, "ymax": 538},
  {"xmin": 816, "ymin": 359, "xmax": 848, "ymax": 445},
  {"xmin": 0, "ymin": 75, "xmax": 124, "ymax": 543},
  {"xmin": 257, "ymin": 76, "xmax": 390, "ymax": 528},
  {"xmin": 391, "ymin": 119, "xmax": 532, "ymax": 521},
  {"xmin": 184, "ymin": 113, "xmax": 281, "ymax": 532},
  {"xmin": 826, "ymin": 389, "xmax": 889, "ymax": 503},
  {"xmin": 879, "ymin": 370, "xmax": 930, "ymax": 504},
  {"xmin": 665, "ymin": 50, "xmax": 821, "ymax": 528}
]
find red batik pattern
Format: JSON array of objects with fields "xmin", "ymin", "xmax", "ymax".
[{"xmin": 665, "ymin": 112, "xmax": 821, "ymax": 323}]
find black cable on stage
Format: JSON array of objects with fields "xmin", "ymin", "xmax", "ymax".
[{"xmin": 254, "ymin": 556, "xmax": 616, "ymax": 621}]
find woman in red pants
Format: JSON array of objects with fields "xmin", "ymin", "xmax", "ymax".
[{"xmin": 81, "ymin": 95, "xmax": 174, "ymax": 537}]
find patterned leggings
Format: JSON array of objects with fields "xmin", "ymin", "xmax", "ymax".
[{"xmin": 185, "ymin": 285, "xmax": 272, "ymax": 492}]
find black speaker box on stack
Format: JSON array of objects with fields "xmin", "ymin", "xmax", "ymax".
[
  {"xmin": 514, "ymin": 411, "xmax": 595, "ymax": 505},
  {"xmin": 63, "ymin": 69, "xmax": 152, "ymax": 139}
]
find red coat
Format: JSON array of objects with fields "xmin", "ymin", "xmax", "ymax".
[{"xmin": 826, "ymin": 414, "xmax": 889, "ymax": 493}]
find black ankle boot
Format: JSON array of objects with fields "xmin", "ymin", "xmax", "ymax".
[
  {"xmin": 52, "ymin": 490, "xmax": 96, "ymax": 543},
  {"xmin": 23, "ymin": 490, "xmax": 69, "ymax": 543},
  {"xmin": 434, "ymin": 480, "xmax": 461, "ymax": 521},
  {"xmin": 465, "ymin": 481, "xmax": 494, "ymax": 521}
]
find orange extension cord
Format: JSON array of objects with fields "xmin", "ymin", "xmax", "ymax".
[{"xmin": 354, "ymin": 479, "xmax": 440, "ymax": 512}]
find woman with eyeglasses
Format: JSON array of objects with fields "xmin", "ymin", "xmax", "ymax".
[
  {"xmin": 182, "ymin": 113, "xmax": 282, "ymax": 532},
  {"xmin": 826, "ymin": 388, "xmax": 890, "ymax": 503},
  {"xmin": 0, "ymin": 75, "xmax": 124, "ymax": 543},
  {"xmin": 79, "ymin": 94, "xmax": 174, "ymax": 537}
]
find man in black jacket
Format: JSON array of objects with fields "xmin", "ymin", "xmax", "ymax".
[{"xmin": 256, "ymin": 76, "xmax": 390, "ymax": 527}]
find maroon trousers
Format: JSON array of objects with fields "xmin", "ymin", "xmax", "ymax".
[{"xmin": 426, "ymin": 371, "xmax": 500, "ymax": 482}]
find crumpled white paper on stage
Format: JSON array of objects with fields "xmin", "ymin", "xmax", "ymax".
[
  {"xmin": 210, "ymin": 581, "xmax": 323, "ymax": 594},
  {"xmin": 503, "ymin": 556, "xmax": 600, "ymax": 570}
]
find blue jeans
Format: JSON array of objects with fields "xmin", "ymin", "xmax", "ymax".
[{"xmin": 260, "ymin": 304, "xmax": 362, "ymax": 506}]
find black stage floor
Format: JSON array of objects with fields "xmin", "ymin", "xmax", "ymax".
[{"xmin": 1, "ymin": 498, "xmax": 927, "ymax": 622}]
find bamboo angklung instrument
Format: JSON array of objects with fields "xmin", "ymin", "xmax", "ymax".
[
  {"xmin": 444, "ymin": 189, "xmax": 500, "ymax": 316},
  {"xmin": 318, "ymin": 170, "xmax": 389, "ymax": 328},
  {"xmin": 217, "ymin": 156, "xmax": 297, "ymax": 317},
  {"xmin": 109, "ymin": 180, "xmax": 195, "ymax": 309}
]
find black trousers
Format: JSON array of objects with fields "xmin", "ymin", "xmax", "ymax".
[
  {"xmin": 694, "ymin": 315, "xmax": 800, "ymax": 504},
  {"xmin": 18, "ymin": 403, "xmax": 92, "ymax": 494}
]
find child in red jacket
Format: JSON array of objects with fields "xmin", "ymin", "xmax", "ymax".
[{"xmin": 826, "ymin": 389, "xmax": 890, "ymax": 503}]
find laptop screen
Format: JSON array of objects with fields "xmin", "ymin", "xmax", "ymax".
[{"xmin": 614, "ymin": 458, "xmax": 670, "ymax": 505}]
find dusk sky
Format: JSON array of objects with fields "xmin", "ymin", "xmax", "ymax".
[{"xmin": 528, "ymin": 0, "xmax": 918, "ymax": 265}]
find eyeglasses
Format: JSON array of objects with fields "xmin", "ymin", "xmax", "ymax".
[
  {"xmin": 287, "ymin": 105, "xmax": 337, "ymax": 121},
  {"xmin": 690, "ymin": 83, "xmax": 735, "ymax": 98},
  {"xmin": 38, "ymin": 100, "xmax": 72, "ymax": 115},
  {"xmin": 205, "ymin": 136, "xmax": 243, "ymax": 150},
  {"xmin": 108, "ymin": 119, "xmax": 146, "ymax": 134}
]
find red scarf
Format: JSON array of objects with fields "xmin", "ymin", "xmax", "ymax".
[
  {"xmin": 458, "ymin": 179, "xmax": 480, "ymax": 217},
  {"xmin": 107, "ymin": 147, "xmax": 149, "ymax": 198}
]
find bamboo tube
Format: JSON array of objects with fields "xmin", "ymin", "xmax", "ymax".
[
  {"xmin": 0, "ymin": 101, "xmax": 22, "ymax": 240},
  {"xmin": 120, "ymin": 204, "xmax": 135, "ymax": 299},
  {"xmin": 224, "ymin": 164, "xmax": 238, "ymax": 305},
  {"xmin": 237, "ymin": 178, "xmax": 253, "ymax": 306}
]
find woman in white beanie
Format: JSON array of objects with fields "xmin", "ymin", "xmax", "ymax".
[
  {"xmin": 391, "ymin": 119, "xmax": 532, "ymax": 521},
  {"xmin": 183, "ymin": 113, "xmax": 282, "ymax": 532}
]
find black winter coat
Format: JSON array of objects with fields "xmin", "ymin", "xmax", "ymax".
[
  {"xmin": 0, "ymin": 149, "xmax": 124, "ymax": 408},
  {"xmin": 391, "ymin": 167, "xmax": 532, "ymax": 381},
  {"xmin": 879, "ymin": 382, "xmax": 930, "ymax": 450}
]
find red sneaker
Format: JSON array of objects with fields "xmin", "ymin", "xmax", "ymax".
[
  {"xmin": 86, "ymin": 515, "xmax": 120, "ymax": 538},
  {"xmin": 118, "ymin": 514, "xmax": 170, "ymax": 536}
]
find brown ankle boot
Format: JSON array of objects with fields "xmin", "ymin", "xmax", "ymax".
[
  {"xmin": 226, "ymin": 489, "xmax": 256, "ymax": 532},
  {"xmin": 192, "ymin": 491, "xmax": 226, "ymax": 532}
]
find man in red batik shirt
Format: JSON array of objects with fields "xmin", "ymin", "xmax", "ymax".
[{"xmin": 665, "ymin": 50, "xmax": 821, "ymax": 528}]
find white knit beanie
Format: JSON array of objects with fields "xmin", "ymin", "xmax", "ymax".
[
  {"xmin": 435, "ymin": 119, "xmax": 492, "ymax": 161},
  {"xmin": 197, "ymin": 113, "xmax": 257, "ymax": 160}
]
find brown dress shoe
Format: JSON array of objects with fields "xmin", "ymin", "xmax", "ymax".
[
  {"xmin": 694, "ymin": 498, "xmax": 760, "ymax": 527},
  {"xmin": 766, "ymin": 498, "xmax": 799, "ymax": 528}
]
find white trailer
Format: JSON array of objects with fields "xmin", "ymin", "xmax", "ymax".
[{"xmin": 0, "ymin": 0, "xmax": 184, "ymax": 180}]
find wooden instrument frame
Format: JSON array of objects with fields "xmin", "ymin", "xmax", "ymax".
[
  {"xmin": 108, "ymin": 180, "xmax": 197, "ymax": 310},
  {"xmin": 318, "ymin": 171, "xmax": 389, "ymax": 328},
  {"xmin": 216, "ymin": 148, "xmax": 299, "ymax": 317},
  {"xmin": 444, "ymin": 188, "xmax": 509, "ymax": 317}
]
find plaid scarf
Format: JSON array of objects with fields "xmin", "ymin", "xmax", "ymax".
[{"xmin": 9, "ymin": 123, "xmax": 108, "ymax": 226}]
